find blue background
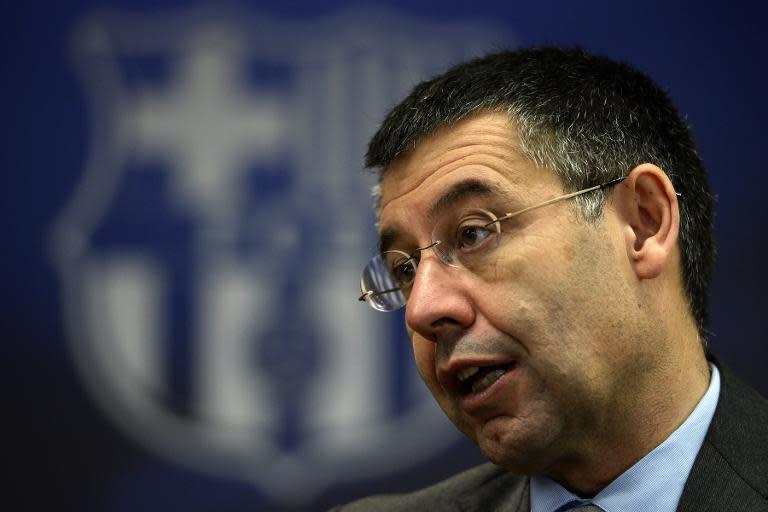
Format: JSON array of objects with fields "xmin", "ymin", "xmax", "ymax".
[{"xmin": 4, "ymin": 1, "xmax": 767, "ymax": 510}]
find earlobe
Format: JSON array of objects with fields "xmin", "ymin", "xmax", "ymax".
[{"xmin": 617, "ymin": 164, "xmax": 680, "ymax": 280}]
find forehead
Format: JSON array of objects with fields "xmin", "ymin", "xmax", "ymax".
[
  {"xmin": 378, "ymin": 112, "xmax": 561, "ymax": 244},
  {"xmin": 380, "ymin": 112, "xmax": 523, "ymax": 207}
]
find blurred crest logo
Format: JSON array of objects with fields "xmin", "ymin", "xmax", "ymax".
[{"xmin": 51, "ymin": 4, "xmax": 505, "ymax": 505}]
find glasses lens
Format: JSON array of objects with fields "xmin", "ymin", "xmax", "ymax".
[{"xmin": 360, "ymin": 253, "xmax": 406, "ymax": 311}]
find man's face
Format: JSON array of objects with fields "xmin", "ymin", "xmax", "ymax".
[{"xmin": 378, "ymin": 112, "xmax": 656, "ymax": 475}]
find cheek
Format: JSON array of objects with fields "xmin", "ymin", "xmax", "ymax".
[
  {"xmin": 412, "ymin": 338, "xmax": 439, "ymax": 390},
  {"xmin": 411, "ymin": 335, "xmax": 475, "ymax": 439}
]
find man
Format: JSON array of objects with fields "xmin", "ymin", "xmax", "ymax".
[{"xmin": 338, "ymin": 47, "xmax": 768, "ymax": 511}]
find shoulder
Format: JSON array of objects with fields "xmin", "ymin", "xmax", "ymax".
[
  {"xmin": 707, "ymin": 363, "xmax": 768, "ymax": 494},
  {"xmin": 331, "ymin": 463, "xmax": 527, "ymax": 512},
  {"xmin": 679, "ymin": 360, "xmax": 768, "ymax": 511}
]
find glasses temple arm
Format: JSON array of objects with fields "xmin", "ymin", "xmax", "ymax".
[
  {"xmin": 492, "ymin": 175, "xmax": 638, "ymax": 224},
  {"xmin": 358, "ymin": 287, "xmax": 401, "ymax": 302}
]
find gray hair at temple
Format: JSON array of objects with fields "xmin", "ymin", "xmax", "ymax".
[{"xmin": 365, "ymin": 46, "xmax": 716, "ymax": 346}]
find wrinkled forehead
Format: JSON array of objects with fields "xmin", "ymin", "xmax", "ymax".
[{"xmin": 377, "ymin": 112, "xmax": 526, "ymax": 210}]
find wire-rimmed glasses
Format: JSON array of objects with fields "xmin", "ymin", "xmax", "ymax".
[{"xmin": 358, "ymin": 176, "xmax": 628, "ymax": 312}]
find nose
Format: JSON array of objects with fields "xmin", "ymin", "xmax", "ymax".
[{"xmin": 405, "ymin": 253, "xmax": 475, "ymax": 343}]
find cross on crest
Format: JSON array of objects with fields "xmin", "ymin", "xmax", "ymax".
[{"xmin": 127, "ymin": 26, "xmax": 289, "ymax": 229}]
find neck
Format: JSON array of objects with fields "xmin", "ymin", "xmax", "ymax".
[{"xmin": 547, "ymin": 320, "xmax": 710, "ymax": 497}]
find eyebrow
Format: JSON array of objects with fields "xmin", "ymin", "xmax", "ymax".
[
  {"xmin": 427, "ymin": 178, "xmax": 503, "ymax": 220},
  {"xmin": 379, "ymin": 227, "xmax": 399, "ymax": 254},
  {"xmin": 378, "ymin": 178, "xmax": 503, "ymax": 253}
]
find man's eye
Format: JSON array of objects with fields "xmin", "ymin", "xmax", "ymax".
[
  {"xmin": 390, "ymin": 258, "xmax": 417, "ymax": 286},
  {"xmin": 456, "ymin": 223, "xmax": 493, "ymax": 251}
]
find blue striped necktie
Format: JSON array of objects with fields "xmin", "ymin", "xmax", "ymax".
[{"xmin": 554, "ymin": 499, "xmax": 604, "ymax": 511}]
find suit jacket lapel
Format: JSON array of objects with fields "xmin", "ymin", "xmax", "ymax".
[
  {"xmin": 456, "ymin": 473, "xmax": 529, "ymax": 512},
  {"xmin": 677, "ymin": 359, "xmax": 768, "ymax": 511}
]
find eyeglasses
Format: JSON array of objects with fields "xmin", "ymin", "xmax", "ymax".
[{"xmin": 358, "ymin": 176, "xmax": 628, "ymax": 312}]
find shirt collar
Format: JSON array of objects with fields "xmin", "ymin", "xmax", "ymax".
[{"xmin": 531, "ymin": 363, "xmax": 720, "ymax": 512}]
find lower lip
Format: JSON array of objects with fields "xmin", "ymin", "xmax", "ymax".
[{"xmin": 459, "ymin": 365, "xmax": 517, "ymax": 415}]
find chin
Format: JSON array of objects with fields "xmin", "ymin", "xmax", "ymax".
[
  {"xmin": 475, "ymin": 418, "xmax": 559, "ymax": 475},
  {"xmin": 478, "ymin": 438, "xmax": 552, "ymax": 475}
]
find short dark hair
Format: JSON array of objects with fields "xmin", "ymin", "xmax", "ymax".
[{"xmin": 366, "ymin": 46, "xmax": 716, "ymax": 345}]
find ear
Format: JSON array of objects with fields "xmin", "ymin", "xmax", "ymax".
[{"xmin": 614, "ymin": 164, "xmax": 680, "ymax": 280}]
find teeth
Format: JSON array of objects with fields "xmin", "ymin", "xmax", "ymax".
[
  {"xmin": 457, "ymin": 366, "xmax": 480, "ymax": 382},
  {"xmin": 471, "ymin": 368, "xmax": 507, "ymax": 394}
]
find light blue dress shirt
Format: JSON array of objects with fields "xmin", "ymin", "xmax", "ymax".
[{"xmin": 531, "ymin": 364, "xmax": 721, "ymax": 512}]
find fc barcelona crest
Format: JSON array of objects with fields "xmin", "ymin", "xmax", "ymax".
[{"xmin": 51, "ymin": 4, "xmax": 505, "ymax": 504}]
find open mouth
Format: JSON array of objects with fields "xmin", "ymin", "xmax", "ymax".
[{"xmin": 456, "ymin": 362, "xmax": 516, "ymax": 395}]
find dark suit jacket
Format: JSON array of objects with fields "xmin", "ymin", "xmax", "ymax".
[{"xmin": 333, "ymin": 363, "xmax": 768, "ymax": 511}]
